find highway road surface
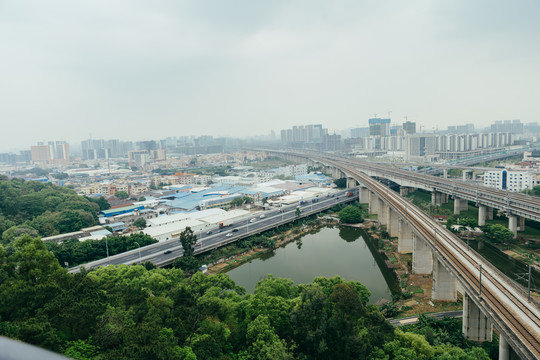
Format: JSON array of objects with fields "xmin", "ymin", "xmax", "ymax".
[{"xmin": 70, "ymin": 189, "xmax": 358, "ymax": 273}]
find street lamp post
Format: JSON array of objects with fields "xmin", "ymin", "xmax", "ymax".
[
  {"xmin": 528, "ymin": 265, "xmax": 532, "ymax": 302},
  {"xmin": 134, "ymin": 242, "xmax": 142, "ymax": 264},
  {"xmin": 106, "ymin": 236, "xmax": 110, "ymax": 264}
]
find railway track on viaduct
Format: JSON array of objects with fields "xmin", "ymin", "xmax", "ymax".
[{"xmin": 299, "ymin": 153, "xmax": 540, "ymax": 359}]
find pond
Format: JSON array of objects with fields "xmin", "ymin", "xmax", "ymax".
[{"xmin": 226, "ymin": 226, "xmax": 399, "ymax": 304}]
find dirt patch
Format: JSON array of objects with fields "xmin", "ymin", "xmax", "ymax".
[
  {"xmin": 207, "ymin": 248, "xmax": 268, "ymax": 275},
  {"xmin": 371, "ymin": 226, "xmax": 463, "ymax": 318}
]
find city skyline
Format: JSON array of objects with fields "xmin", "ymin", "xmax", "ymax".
[{"xmin": 1, "ymin": 1, "xmax": 539, "ymax": 152}]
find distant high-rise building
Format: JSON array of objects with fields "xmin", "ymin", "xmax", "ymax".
[
  {"xmin": 31, "ymin": 145, "xmax": 51, "ymax": 165},
  {"xmin": 403, "ymin": 121, "xmax": 416, "ymax": 135},
  {"xmin": 350, "ymin": 127, "xmax": 369, "ymax": 138},
  {"xmin": 405, "ymin": 134, "xmax": 436, "ymax": 161},
  {"xmin": 55, "ymin": 141, "xmax": 70, "ymax": 163},
  {"xmin": 490, "ymin": 119, "xmax": 523, "ymax": 134},
  {"xmin": 280, "ymin": 124, "xmax": 340, "ymax": 151},
  {"xmin": 368, "ymin": 118, "xmax": 391, "ymax": 137}
]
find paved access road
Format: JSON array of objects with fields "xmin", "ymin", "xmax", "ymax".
[{"xmin": 388, "ymin": 310, "xmax": 463, "ymax": 326}]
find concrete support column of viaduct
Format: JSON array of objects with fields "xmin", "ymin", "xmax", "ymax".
[
  {"xmin": 499, "ymin": 335, "xmax": 510, "ymax": 360},
  {"xmin": 412, "ymin": 237, "xmax": 433, "ymax": 274},
  {"xmin": 478, "ymin": 205, "xmax": 487, "ymax": 226},
  {"xmin": 398, "ymin": 220, "xmax": 413, "ymax": 253},
  {"xmin": 432, "ymin": 258, "xmax": 457, "ymax": 301},
  {"xmin": 399, "ymin": 186, "xmax": 412, "ymax": 196},
  {"xmin": 368, "ymin": 192, "xmax": 379, "ymax": 214},
  {"xmin": 508, "ymin": 215, "xmax": 518, "ymax": 239},
  {"xmin": 486, "ymin": 207, "xmax": 493, "ymax": 220},
  {"xmin": 359, "ymin": 187, "xmax": 369, "ymax": 204},
  {"xmin": 346, "ymin": 177, "xmax": 357, "ymax": 189},
  {"xmin": 388, "ymin": 209, "xmax": 400, "ymax": 238},
  {"xmin": 453, "ymin": 198, "xmax": 468, "ymax": 215},
  {"xmin": 379, "ymin": 201, "xmax": 388, "ymax": 226},
  {"xmin": 431, "ymin": 191, "xmax": 444, "ymax": 207},
  {"xmin": 518, "ymin": 216, "xmax": 525, "ymax": 231},
  {"xmin": 462, "ymin": 293, "xmax": 493, "ymax": 342}
]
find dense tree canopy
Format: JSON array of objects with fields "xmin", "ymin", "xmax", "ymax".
[
  {"xmin": 133, "ymin": 218, "xmax": 147, "ymax": 229},
  {"xmin": 0, "ymin": 178, "xmax": 99, "ymax": 243},
  {"xmin": 333, "ymin": 178, "xmax": 347, "ymax": 189},
  {"xmin": 482, "ymin": 224, "xmax": 514, "ymax": 243},
  {"xmin": 114, "ymin": 191, "xmax": 129, "ymax": 200},
  {"xmin": 0, "ymin": 237, "xmax": 490, "ymax": 360},
  {"xmin": 339, "ymin": 205, "xmax": 364, "ymax": 224},
  {"xmin": 45, "ymin": 233, "xmax": 157, "ymax": 267}
]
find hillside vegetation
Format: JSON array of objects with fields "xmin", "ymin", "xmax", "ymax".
[
  {"xmin": 0, "ymin": 235, "xmax": 491, "ymax": 360},
  {"xmin": 0, "ymin": 176, "xmax": 100, "ymax": 244}
]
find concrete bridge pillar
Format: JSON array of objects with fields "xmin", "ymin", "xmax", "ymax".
[
  {"xmin": 346, "ymin": 177, "xmax": 357, "ymax": 189},
  {"xmin": 463, "ymin": 170, "xmax": 473, "ymax": 180},
  {"xmin": 413, "ymin": 237, "xmax": 433, "ymax": 274},
  {"xmin": 432, "ymin": 191, "xmax": 443, "ymax": 207},
  {"xmin": 379, "ymin": 201, "xmax": 389, "ymax": 226},
  {"xmin": 453, "ymin": 198, "xmax": 468, "ymax": 215},
  {"xmin": 518, "ymin": 216, "xmax": 525, "ymax": 232},
  {"xmin": 463, "ymin": 293, "xmax": 493, "ymax": 342},
  {"xmin": 359, "ymin": 187, "xmax": 369, "ymax": 203},
  {"xmin": 369, "ymin": 192, "xmax": 379, "ymax": 214},
  {"xmin": 499, "ymin": 335, "xmax": 510, "ymax": 360},
  {"xmin": 432, "ymin": 258, "xmax": 457, "ymax": 301},
  {"xmin": 443, "ymin": 193, "xmax": 449, "ymax": 204},
  {"xmin": 508, "ymin": 215, "xmax": 518, "ymax": 238},
  {"xmin": 399, "ymin": 186, "xmax": 413, "ymax": 196},
  {"xmin": 398, "ymin": 220, "xmax": 413, "ymax": 253},
  {"xmin": 486, "ymin": 206, "xmax": 494, "ymax": 220},
  {"xmin": 443, "ymin": 168, "xmax": 448, "ymax": 178},
  {"xmin": 388, "ymin": 209, "xmax": 400, "ymax": 238},
  {"xmin": 478, "ymin": 205, "xmax": 487, "ymax": 227}
]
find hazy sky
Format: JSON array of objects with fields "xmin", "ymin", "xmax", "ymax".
[{"xmin": 1, "ymin": 0, "xmax": 539, "ymax": 152}]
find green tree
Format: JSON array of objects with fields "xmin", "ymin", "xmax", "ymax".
[
  {"xmin": 459, "ymin": 217, "xmax": 478, "ymax": 228},
  {"xmin": 173, "ymin": 256, "xmax": 199, "ymax": 275},
  {"xmin": 525, "ymin": 185, "xmax": 540, "ymax": 197},
  {"xmin": 333, "ymin": 178, "xmax": 347, "ymax": 189},
  {"xmin": 86, "ymin": 196, "xmax": 110, "ymax": 211},
  {"xmin": 338, "ymin": 205, "xmax": 364, "ymax": 224},
  {"xmin": 245, "ymin": 315, "xmax": 293, "ymax": 360},
  {"xmin": 445, "ymin": 216, "xmax": 457, "ymax": 232},
  {"xmin": 179, "ymin": 227, "xmax": 197, "ymax": 257},
  {"xmin": 115, "ymin": 191, "xmax": 129, "ymax": 200},
  {"xmin": 63, "ymin": 338, "xmax": 100, "ymax": 360},
  {"xmin": 2, "ymin": 225, "xmax": 39, "ymax": 245},
  {"xmin": 133, "ymin": 218, "xmax": 147, "ymax": 229},
  {"xmin": 295, "ymin": 207, "xmax": 301, "ymax": 218},
  {"xmin": 482, "ymin": 224, "xmax": 514, "ymax": 243}
]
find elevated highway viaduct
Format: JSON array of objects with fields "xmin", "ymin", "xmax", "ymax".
[
  {"xmin": 267, "ymin": 149, "xmax": 540, "ymax": 360},
  {"xmin": 70, "ymin": 189, "xmax": 358, "ymax": 271},
  {"xmin": 278, "ymin": 150, "xmax": 540, "ymax": 238}
]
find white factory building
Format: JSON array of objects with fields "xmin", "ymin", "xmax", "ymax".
[{"xmin": 143, "ymin": 208, "xmax": 252, "ymax": 241}]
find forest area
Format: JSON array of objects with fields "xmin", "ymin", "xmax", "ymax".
[
  {"xmin": 0, "ymin": 176, "xmax": 108, "ymax": 243},
  {"xmin": 0, "ymin": 235, "xmax": 494, "ymax": 360}
]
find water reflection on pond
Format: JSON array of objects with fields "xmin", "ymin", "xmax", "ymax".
[{"xmin": 226, "ymin": 226, "xmax": 394, "ymax": 304}]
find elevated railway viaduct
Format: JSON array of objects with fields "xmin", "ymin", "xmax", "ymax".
[
  {"xmin": 292, "ymin": 150, "xmax": 540, "ymax": 238},
  {"xmin": 268, "ymin": 149, "xmax": 540, "ymax": 360}
]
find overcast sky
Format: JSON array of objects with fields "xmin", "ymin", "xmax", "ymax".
[{"xmin": 1, "ymin": 0, "xmax": 539, "ymax": 152}]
